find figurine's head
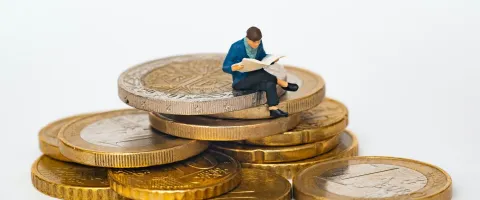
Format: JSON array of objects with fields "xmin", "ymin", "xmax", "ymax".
[{"xmin": 246, "ymin": 26, "xmax": 262, "ymax": 49}]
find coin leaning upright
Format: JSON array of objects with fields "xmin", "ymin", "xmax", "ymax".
[
  {"xmin": 242, "ymin": 130, "xmax": 358, "ymax": 179},
  {"xmin": 31, "ymin": 155, "xmax": 127, "ymax": 200},
  {"xmin": 208, "ymin": 66, "xmax": 326, "ymax": 119},
  {"xmin": 293, "ymin": 156, "xmax": 452, "ymax": 200},
  {"xmin": 243, "ymin": 98, "xmax": 348, "ymax": 146},
  {"xmin": 118, "ymin": 53, "xmax": 286, "ymax": 115},
  {"xmin": 211, "ymin": 168, "xmax": 291, "ymax": 200},
  {"xmin": 149, "ymin": 112, "xmax": 301, "ymax": 141},
  {"xmin": 58, "ymin": 109, "xmax": 209, "ymax": 168},
  {"xmin": 108, "ymin": 150, "xmax": 242, "ymax": 200},
  {"xmin": 211, "ymin": 134, "xmax": 340, "ymax": 163},
  {"xmin": 38, "ymin": 113, "xmax": 92, "ymax": 162}
]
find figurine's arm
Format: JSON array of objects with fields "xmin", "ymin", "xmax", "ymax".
[{"xmin": 222, "ymin": 44, "xmax": 237, "ymax": 74}]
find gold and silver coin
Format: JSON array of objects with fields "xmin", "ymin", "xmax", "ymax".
[
  {"xmin": 208, "ymin": 66, "xmax": 326, "ymax": 119},
  {"xmin": 211, "ymin": 168, "xmax": 291, "ymax": 200},
  {"xmin": 117, "ymin": 53, "xmax": 285, "ymax": 115},
  {"xmin": 243, "ymin": 98, "xmax": 348, "ymax": 146},
  {"xmin": 149, "ymin": 112, "xmax": 301, "ymax": 141},
  {"xmin": 293, "ymin": 156, "xmax": 452, "ymax": 200},
  {"xmin": 242, "ymin": 130, "xmax": 358, "ymax": 179},
  {"xmin": 58, "ymin": 109, "xmax": 209, "ymax": 168},
  {"xmin": 108, "ymin": 150, "xmax": 242, "ymax": 200},
  {"xmin": 38, "ymin": 113, "xmax": 91, "ymax": 162},
  {"xmin": 211, "ymin": 134, "xmax": 340, "ymax": 163},
  {"xmin": 31, "ymin": 155, "xmax": 126, "ymax": 200}
]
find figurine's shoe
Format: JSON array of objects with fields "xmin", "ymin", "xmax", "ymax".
[
  {"xmin": 270, "ymin": 109, "xmax": 288, "ymax": 118},
  {"xmin": 282, "ymin": 83, "xmax": 299, "ymax": 91}
]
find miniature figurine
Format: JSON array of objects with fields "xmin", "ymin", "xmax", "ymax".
[{"xmin": 223, "ymin": 26, "xmax": 299, "ymax": 118}]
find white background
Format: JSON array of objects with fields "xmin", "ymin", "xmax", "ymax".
[{"xmin": 1, "ymin": 0, "xmax": 479, "ymax": 199}]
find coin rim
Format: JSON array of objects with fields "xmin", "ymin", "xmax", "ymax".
[
  {"xmin": 293, "ymin": 156, "xmax": 453, "ymax": 200},
  {"xmin": 211, "ymin": 134, "xmax": 341, "ymax": 163},
  {"xmin": 207, "ymin": 66, "xmax": 326, "ymax": 119},
  {"xmin": 38, "ymin": 113, "xmax": 93, "ymax": 162},
  {"xmin": 107, "ymin": 150, "xmax": 242, "ymax": 200},
  {"xmin": 31, "ymin": 155, "xmax": 124, "ymax": 200},
  {"xmin": 57, "ymin": 109, "xmax": 210, "ymax": 168},
  {"xmin": 149, "ymin": 112, "xmax": 302, "ymax": 141},
  {"xmin": 241, "ymin": 130, "xmax": 359, "ymax": 179},
  {"xmin": 117, "ymin": 53, "xmax": 286, "ymax": 115}
]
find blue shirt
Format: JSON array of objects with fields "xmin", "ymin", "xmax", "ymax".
[{"xmin": 222, "ymin": 38, "xmax": 267, "ymax": 86}]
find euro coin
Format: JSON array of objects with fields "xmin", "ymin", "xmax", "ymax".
[
  {"xmin": 58, "ymin": 109, "xmax": 209, "ymax": 168},
  {"xmin": 108, "ymin": 150, "xmax": 241, "ymax": 200},
  {"xmin": 31, "ymin": 155, "xmax": 127, "ymax": 200},
  {"xmin": 149, "ymin": 112, "xmax": 301, "ymax": 141},
  {"xmin": 243, "ymin": 98, "xmax": 348, "ymax": 146},
  {"xmin": 242, "ymin": 130, "xmax": 358, "ymax": 179},
  {"xmin": 211, "ymin": 134, "xmax": 340, "ymax": 163},
  {"xmin": 293, "ymin": 156, "xmax": 452, "ymax": 200},
  {"xmin": 208, "ymin": 66, "xmax": 325, "ymax": 119},
  {"xmin": 211, "ymin": 168, "xmax": 291, "ymax": 200},
  {"xmin": 118, "ymin": 53, "xmax": 285, "ymax": 115}
]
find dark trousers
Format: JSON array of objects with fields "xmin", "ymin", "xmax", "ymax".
[{"xmin": 233, "ymin": 69, "xmax": 279, "ymax": 106}]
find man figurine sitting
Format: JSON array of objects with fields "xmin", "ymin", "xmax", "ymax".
[{"xmin": 222, "ymin": 26, "xmax": 299, "ymax": 118}]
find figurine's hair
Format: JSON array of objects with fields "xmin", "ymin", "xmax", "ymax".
[{"xmin": 246, "ymin": 26, "xmax": 262, "ymax": 41}]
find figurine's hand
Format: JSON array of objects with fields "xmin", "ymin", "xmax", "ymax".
[{"xmin": 231, "ymin": 64, "xmax": 244, "ymax": 71}]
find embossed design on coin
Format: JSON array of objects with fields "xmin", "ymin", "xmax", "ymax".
[
  {"xmin": 80, "ymin": 114, "xmax": 155, "ymax": 148},
  {"xmin": 291, "ymin": 98, "xmax": 348, "ymax": 132},
  {"xmin": 293, "ymin": 156, "xmax": 452, "ymax": 200},
  {"xmin": 58, "ymin": 109, "xmax": 209, "ymax": 168},
  {"xmin": 211, "ymin": 168, "xmax": 291, "ymax": 200},
  {"xmin": 31, "ymin": 155, "xmax": 126, "ymax": 200},
  {"xmin": 317, "ymin": 164, "xmax": 427, "ymax": 198},
  {"xmin": 108, "ymin": 150, "xmax": 242, "ymax": 200},
  {"xmin": 118, "ymin": 53, "xmax": 285, "ymax": 115}
]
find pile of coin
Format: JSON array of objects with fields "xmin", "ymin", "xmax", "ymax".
[{"xmin": 32, "ymin": 53, "xmax": 452, "ymax": 200}]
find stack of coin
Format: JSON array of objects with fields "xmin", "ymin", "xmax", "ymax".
[{"xmin": 32, "ymin": 53, "xmax": 452, "ymax": 199}]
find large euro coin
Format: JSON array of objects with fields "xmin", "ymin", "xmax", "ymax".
[
  {"xmin": 108, "ymin": 150, "xmax": 241, "ymax": 200},
  {"xmin": 58, "ymin": 109, "xmax": 209, "ymax": 168},
  {"xmin": 293, "ymin": 156, "xmax": 452, "ymax": 200},
  {"xmin": 209, "ymin": 66, "xmax": 325, "ymax": 119},
  {"xmin": 149, "ymin": 112, "xmax": 301, "ymax": 141},
  {"xmin": 118, "ymin": 53, "xmax": 285, "ymax": 115}
]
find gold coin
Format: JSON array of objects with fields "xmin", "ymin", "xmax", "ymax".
[
  {"xmin": 118, "ymin": 53, "xmax": 286, "ymax": 115},
  {"xmin": 149, "ymin": 112, "xmax": 301, "ymax": 141},
  {"xmin": 208, "ymin": 66, "xmax": 326, "ymax": 119},
  {"xmin": 241, "ymin": 130, "xmax": 358, "ymax": 179},
  {"xmin": 211, "ymin": 134, "xmax": 340, "ymax": 163},
  {"xmin": 211, "ymin": 168, "xmax": 291, "ymax": 200},
  {"xmin": 243, "ymin": 98, "xmax": 348, "ymax": 146},
  {"xmin": 38, "ymin": 113, "xmax": 92, "ymax": 162},
  {"xmin": 31, "ymin": 155, "xmax": 127, "ymax": 200},
  {"xmin": 58, "ymin": 109, "xmax": 209, "ymax": 168},
  {"xmin": 108, "ymin": 150, "xmax": 242, "ymax": 200},
  {"xmin": 293, "ymin": 156, "xmax": 452, "ymax": 200}
]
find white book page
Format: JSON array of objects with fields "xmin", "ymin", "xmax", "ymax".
[{"xmin": 236, "ymin": 55, "xmax": 285, "ymax": 73}]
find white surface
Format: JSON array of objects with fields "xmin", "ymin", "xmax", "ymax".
[{"xmin": 1, "ymin": 0, "xmax": 479, "ymax": 199}]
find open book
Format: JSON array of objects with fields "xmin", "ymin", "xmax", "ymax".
[{"xmin": 236, "ymin": 55, "xmax": 285, "ymax": 73}]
